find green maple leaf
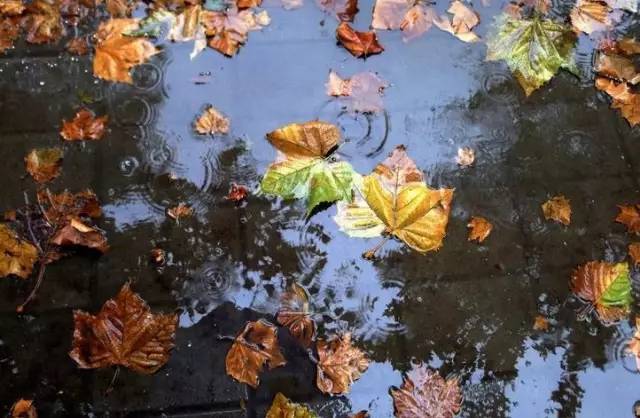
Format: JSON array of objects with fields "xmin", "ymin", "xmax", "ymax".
[{"xmin": 486, "ymin": 14, "xmax": 577, "ymax": 96}]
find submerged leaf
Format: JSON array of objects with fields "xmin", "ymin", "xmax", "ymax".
[
  {"xmin": 570, "ymin": 261, "xmax": 631, "ymax": 323},
  {"xmin": 225, "ymin": 319, "xmax": 286, "ymax": 388},
  {"xmin": 615, "ymin": 203, "xmax": 640, "ymax": 234},
  {"xmin": 371, "ymin": 0, "xmax": 412, "ymax": 30},
  {"xmin": 25, "ymin": 148, "xmax": 63, "ymax": 184},
  {"xmin": 390, "ymin": 364, "xmax": 462, "ymax": 418},
  {"xmin": 266, "ymin": 393, "xmax": 318, "ymax": 418},
  {"xmin": 276, "ymin": 282, "xmax": 316, "ymax": 347},
  {"xmin": 60, "ymin": 108, "xmax": 108, "ymax": 141},
  {"xmin": 316, "ymin": 333, "xmax": 369, "ymax": 394},
  {"xmin": 541, "ymin": 195, "xmax": 571, "ymax": 225},
  {"xmin": 0, "ymin": 224, "xmax": 38, "ymax": 279},
  {"xmin": 336, "ymin": 22, "xmax": 384, "ymax": 58},
  {"xmin": 195, "ymin": 105, "xmax": 230, "ymax": 135},
  {"xmin": 467, "ymin": 216, "xmax": 492, "ymax": 243},
  {"xmin": 486, "ymin": 14, "xmax": 577, "ymax": 96},
  {"xmin": 69, "ymin": 282, "xmax": 178, "ymax": 374},
  {"xmin": 325, "ymin": 70, "xmax": 388, "ymax": 113}
]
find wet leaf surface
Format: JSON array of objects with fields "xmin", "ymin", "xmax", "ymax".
[
  {"xmin": 50, "ymin": 217, "xmax": 109, "ymax": 253},
  {"xmin": 10, "ymin": 399, "xmax": 37, "ymax": 418},
  {"xmin": 0, "ymin": 223, "xmax": 38, "ymax": 279},
  {"xmin": 276, "ymin": 282, "xmax": 316, "ymax": 347},
  {"xmin": 615, "ymin": 204, "xmax": 640, "ymax": 234},
  {"xmin": 336, "ymin": 22, "xmax": 384, "ymax": 58},
  {"xmin": 432, "ymin": 0, "xmax": 480, "ymax": 42},
  {"xmin": 266, "ymin": 392, "xmax": 318, "ymax": 418},
  {"xmin": 467, "ymin": 216, "xmax": 492, "ymax": 243},
  {"xmin": 325, "ymin": 70, "xmax": 388, "ymax": 113},
  {"xmin": 542, "ymin": 195, "xmax": 571, "ymax": 225},
  {"xmin": 316, "ymin": 333, "xmax": 369, "ymax": 394},
  {"xmin": 60, "ymin": 108, "xmax": 108, "ymax": 141},
  {"xmin": 195, "ymin": 105, "xmax": 230, "ymax": 135},
  {"xmin": 25, "ymin": 148, "xmax": 63, "ymax": 184}
]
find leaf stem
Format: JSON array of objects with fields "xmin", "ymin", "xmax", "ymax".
[
  {"xmin": 17, "ymin": 258, "xmax": 47, "ymax": 313},
  {"xmin": 363, "ymin": 236, "xmax": 390, "ymax": 259},
  {"xmin": 106, "ymin": 366, "xmax": 120, "ymax": 395}
]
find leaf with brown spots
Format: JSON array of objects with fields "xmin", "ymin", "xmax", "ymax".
[
  {"xmin": 66, "ymin": 36, "xmax": 89, "ymax": 55},
  {"xmin": 455, "ymin": 147, "xmax": 474, "ymax": 167},
  {"xmin": 390, "ymin": 364, "xmax": 462, "ymax": 418},
  {"xmin": 23, "ymin": 0, "xmax": 64, "ymax": 44},
  {"xmin": 225, "ymin": 319, "xmax": 286, "ymax": 388},
  {"xmin": 325, "ymin": 70, "xmax": 388, "ymax": 113},
  {"xmin": 266, "ymin": 393, "xmax": 318, "ymax": 418},
  {"xmin": 61, "ymin": 108, "xmax": 108, "ymax": 141},
  {"xmin": 316, "ymin": 333, "xmax": 369, "ymax": 394},
  {"xmin": 25, "ymin": 148, "xmax": 63, "ymax": 184},
  {"xmin": 629, "ymin": 243, "xmax": 640, "ymax": 266},
  {"xmin": 93, "ymin": 18, "xmax": 159, "ymax": 83},
  {"xmin": 336, "ymin": 22, "xmax": 384, "ymax": 58},
  {"xmin": 226, "ymin": 183, "xmax": 248, "ymax": 202},
  {"xmin": 167, "ymin": 203, "xmax": 193, "ymax": 221},
  {"xmin": 0, "ymin": 224, "xmax": 38, "ymax": 279},
  {"xmin": 467, "ymin": 216, "xmax": 492, "ymax": 243},
  {"xmin": 10, "ymin": 399, "xmax": 37, "ymax": 418},
  {"xmin": 50, "ymin": 217, "xmax": 109, "ymax": 253},
  {"xmin": 542, "ymin": 195, "xmax": 571, "ymax": 225},
  {"xmin": 195, "ymin": 105, "xmax": 230, "ymax": 135},
  {"xmin": 615, "ymin": 203, "xmax": 640, "ymax": 234},
  {"xmin": 316, "ymin": 0, "xmax": 358, "ymax": 21},
  {"xmin": 276, "ymin": 282, "xmax": 316, "ymax": 348},
  {"xmin": 69, "ymin": 282, "xmax": 178, "ymax": 374},
  {"xmin": 433, "ymin": 0, "xmax": 480, "ymax": 43},
  {"xmin": 533, "ymin": 315, "xmax": 549, "ymax": 331}
]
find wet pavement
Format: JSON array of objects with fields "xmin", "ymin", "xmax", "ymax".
[{"xmin": 1, "ymin": 1, "xmax": 640, "ymax": 417}]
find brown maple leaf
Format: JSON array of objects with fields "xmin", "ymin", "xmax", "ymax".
[
  {"xmin": 0, "ymin": 223, "xmax": 38, "ymax": 279},
  {"xmin": 69, "ymin": 282, "xmax": 178, "ymax": 374},
  {"xmin": 194, "ymin": 105, "xmax": 230, "ymax": 135},
  {"xmin": 93, "ymin": 18, "xmax": 159, "ymax": 83},
  {"xmin": 336, "ymin": 22, "xmax": 384, "ymax": 58},
  {"xmin": 316, "ymin": 333, "xmax": 369, "ymax": 394},
  {"xmin": 225, "ymin": 319, "xmax": 286, "ymax": 388},
  {"xmin": 50, "ymin": 217, "xmax": 109, "ymax": 253},
  {"xmin": 66, "ymin": 36, "xmax": 89, "ymax": 55},
  {"xmin": 25, "ymin": 148, "xmax": 63, "ymax": 184},
  {"xmin": 167, "ymin": 203, "xmax": 193, "ymax": 221},
  {"xmin": 23, "ymin": 0, "xmax": 64, "ymax": 44},
  {"xmin": 542, "ymin": 195, "xmax": 571, "ymax": 226},
  {"xmin": 629, "ymin": 243, "xmax": 640, "ymax": 266},
  {"xmin": 615, "ymin": 204, "xmax": 640, "ymax": 234},
  {"xmin": 316, "ymin": 0, "xmax": 358, "ymax": 22},
  {"xmin": 325, "ymin": 70, "xmax": 388, "ymax": 113},
  {"xmin": 276, "ymin": 282, "xmax": 316, "ymax": 348},
  {"xmin": 226, "ymin": 183, "xmax": 249, "ymax": 202},
  {"xmin": 391, "ymin": 364, "xmax": 462, "ymax": 418},
  {"xmin": 61, "ymin": 108, "xmax": 108, "ymax": 141},
  {"xmin": 533, "ymin": 315, "xmax": 550, "ymax": 331},
  {"xmin": 10, "ymin": 399, "xmax": 37, "ymax": 418},
  {"xmin": 467, "ymin": 216, "xmax": 492, "ymax": 243}
]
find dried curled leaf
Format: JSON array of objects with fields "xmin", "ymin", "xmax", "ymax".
[
  {"xmin": 0, "ymin": 224, "xmax": 38, "ymax": 279},
  {"xmin": 467, "ymin": 216, "xmax": 492, "ymax": 243},
  {"xmin": 433, "ymin": 0, "xmax": 480, "ymax": 43},
  {"xmin": 25, "ymin": 148, "xmax": 63, "ymax": 184},
  {"xmin": 336, "ymin": 22, "xmax": 384, "ymax": 58},
  {"xmin": 11, "ymin": 399, "xmax": 37, "ymax": 418},
  {"xmin": 50, "ymin": 218, "xmax": 109, "ymax": 253},
  {"xmin": 615, "ymin": 204, "xmax": 640, "ymax": 234},
  {"xmin": 195, "ymin": 105, "xmax": 230, "ymax": 135},
  {"xmin": 266, "ymin": 393, "xmax": 318, "ymax": 418},
  {"xmin": 225, "ymin": 319, "xmax": 286, "ymax": 388},
  {"xmin": 61, "ymin": 108, "xmax": 108, "ymax": 141},
  {"xmin": 325, "ymin": 70, "xmax": 388, "ymax": 113},
  {"xmin": 570, "ymin": 261, "xmax": 631, "ymax": 323},
  {"xmin": 455, "ymin": 147, "xmax": 474, "ymax": 167},
  {"xmin": 595, "ymin": 78, "xmax": 640, "ymax": 126},
  {"xmin": 69, "ymin": 282, "xmax": 178, "ymax": 374},
  {"xmin": 486, "ymin": 14, "xmax": 577, "ymax": 96},
  {"xmin": 276, "ymin": 282, "xmax": 316, "ymax": 347},
  {"xmin": 390, "ymin": 364, "xmax": 462, "ymax": 418},
  {"xmin": 542, "ymin": 195, "xmax": 571, "ymax": 226},
  {"xmin": 93, "ymin": 18, "xmax": 159, "ymax": 83},
  {"xmin": 316, "ymin": 333, "xmax": 369, "ymax": 394},
  {"xmin": 629, "ymin": 242, "xmax": 640, "ymax": 267}
]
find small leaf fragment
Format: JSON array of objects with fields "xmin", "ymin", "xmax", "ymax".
[
  {"xmin": 455, "ymin": 147, "xmax": 474, "ymax": 167},
  {"xmin": 570, "ymin": 0, "xmax": 613, "ymax": 35},
  {"xmin": 25, "ymin": 148, "xmax": 63, "ymax": 184},
  {"xmin": 195, "ymin": 105, "xmax": 230, "ymax": 135},
  {"xmin": 316, "ymin": 0, "xmax": 358, "ymax": 22},
  {"xmin": 266, "ymin": 393, "xmax": 318, "ymax": 418},
  {"xmin": 226, "ymin": 183, "xmax": 249, "ymax": 202},
  {"xmin": 615, "ymin": 204, "xmax": 640, "ymax": 234},
  {"xmin": 629, "ymin": 242, "xmax": 640, "ymax": 267},
  {"xmin": 276, "ymin": 282, "xmax": 316, "ymax": 347},
  {"xmin": 66, "ymin": 37, "xmax": 89, "ymax": 55},
  {"xmin": 533, "ymin": 315, "xmax": 550, "ymax": 331},
  {"xmin": 0, "ymin": 224, "xmax": 38, "ymax": 279},
  {"xmin": 61, "ymin": 108, "xmax": 108, "ymax": 141},
  {"xmin": 11, "ymin": 399, "xmax": 37, "ymax": 418},
  {"xmin": 316, "ymin": 333, "xmax": 369, "ymax": 394},
  {"xmin": 542, "ymin": 195, "xmax": 571, "ymax": 226},
  {"xmin": 336, "ymin": 22, "xmax": 384, "ymax": 58},
  {"xmin": 467, "ymin": 216, "xmax": 492, "ymax": 243},
  {"xmin": 167, "ymin": 203, "xmax": 193, "ymax": 221}
]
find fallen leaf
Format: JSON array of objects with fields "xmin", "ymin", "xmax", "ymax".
[
  {"xmin": 69, "ymin": 282, "xmax": 178, "ymax": 373},
  {"xmin": 400, "ymin": 4, "xmax": 437, "ymax": 42},
  {"xmin": 266, "ymin": 393, "xmax": 318, "ymax": 418},
  {"xmin": 605, "ymin": 0, "xmax": 637, "ymax": 12},
  {"xmin": 616, "ymin": 37, "xmax": 640, "ymax": 55},
  {"xmin": 316, "ymin": 333, "xmax": 369, "ymax": 394},
  {"xmin": 615, "ymin": 203, "xmax": 640, "ymax": 234},
  {"xmin": 570, "ymin": 261, "xmax": 631, "ymax": 323},
  {"xmin": 350, "ymin": 413, "xmax": 369, "ymax": 418},
  {"xmin": 23, "ymin": 0, "xmax": 64, "ymax": 44},
  {"xmin": 486, "ymin": 14, "xmax": 577, "ymax": 96},
  {"xmin": 150, "ymin": 247, "xmax": 166, "ymax": 265},
  {"xmin": 195, "ymin": 105, "xmax": 230, "ymax": 135},
  {"xmin": 25, "ymin": 148, "xmax": 63, "ymax": 184},
  {"xmin": 541, "ymin": 195, "xmax": 571, "ymax": 225},
  {"xmin": 226, "ymin": 183, "xmax": 248, "ymax": 202},
  {"xmin": 433, "ymin": 0, "xmax": 480, "ymax": 42},
  {"xmin": 10, "ymin": 399, "xmax": 37, "ymax": 418},
  {"xmin": 66, "ymin": 36, "xmax": 89, "ymax": 54},
  {"xmin": 36, "ymin": 189, "xmax": 102, "ymax": 224},
  {"xmin": 455, "ymin": 147, "xmax": 474, "ymax": 166},
  {"xmin": 0, "ymin": 224, "xmax": 38, "ymax": 279},
  {"xmin": 93, "ymin": 18, "xmax": 159, "ymax": 83},
  {"xmin": 225, "ymin": 319, "xmax": 286, "ymax": 388},
  {"xmin": 316, "ymin": 0, "xmax": 358, "ymax": 21},
  {"xmin": 106, "ymin": 0, "xmax": 135, "ymax": 16},
  {"xmin": 60, "ymin": 108, "xmax": 108, "ymax": 141},
  {"xmin": 595, "ymin": 53, "xmax": 640, "ymax": 85},
  {"xmin": 167, "ymin": 203, "xmax": 193, "ymax": 220},
  {"xmin": 276, "ymin": 282, "xmax": 316, "ymax": 347},
  {"xmin": 390, "ymin": 364, "xmax": 462, "ymax": 418},
  {"xmin": 334, "ymin": 145, "xmax": 454, "ymax": 256},
  {"xmin": 202, "ymin": 9, "xmax": 270, "ymax": 57},
  {"xmin": 371, "ymin": 0, "xmax": 412, "ymax": 30},
  {"xmin": 570, "ymin": 0, "xmax": 613, "ymax": 35},
  {"xmin": 467, "ymin": 216, "xmax": 492, "ymax": 243},
  {"xmin": 595, "ymin": 77, "xmax": 640, "ymax": 126},
  {"xmin": 50, "ymin": 218, "xmax": 109, "ymax": 253},
  {"xmin": 629, "ymin": 243, "xmax": 640, "ymax": 266},
  {"xmin": 336, "ymin": 22, "xmax": 384, "ymax": 58},
  {"xmin": 325, "ymin": 70, "xmax": 388, "ymax": 113},
  {"xmin": 0, "ymin": 17, "xmax": 20, "ymax": 53},
  {"xmin": 168, "ymin": 5, "xmax": 207, "ymax": 59},
  {"xmin": 627, "ymin": 316, "xmax": 640, "ymax": 371},
  {"xmin": 260, "ymin": 121, "xmax": 358, "ymax": 214},
  {"xmin": 533, "ymin": 315, "xmax": 550, "ymax": 331},
  {"xmin": 0, "ymin": 0, "xmax": 25, "ymax": 15},
  {"xmin": 237, "ymin": 0, "xmax": 263, "ymax": 8}
]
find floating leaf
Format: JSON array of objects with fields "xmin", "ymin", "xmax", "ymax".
[
  {"xmin": 261, "ymin": 121, "xmax": 358, "ymax": 214},
  {"xmin": 0, "ymin": 224, "xmax": 38, "ymax": 279},
  {"xmin": 225, "ymin": 319, "xmax": 286, "ymax": 388},
  {"xmin": 325, "ymin": 70, "xmax": 388, "ymax": 113},
  {"xmin": 316, "ymin": 0, "xmax": 358, "ymax": 22},
  {"xmin": 615, "ymin": 204, "xmax": 640, "ymax": 234},
  {"xmin": 372, "ymin": 0, "xmax": 412, "ymax": 30},
  {"xmin": 455, "ymin": 147, "xmax": 475, "ymax": 167},
  {"xmin": 276, "ymin": 282, "xmax": 316, "ymax": 347},
  {"xmin": 486, "ymin": 14, "xmax": 577, "ymax": 96},
  {"xmin": 50, "ymin": 218, "xmax": 109, "ymax": 253},
  {"xmin": 595, "ymin": 78, "xmax": 640, "ymax": 126},
  {"xmin": 627, "ymin": 317, "xmax": 640, "ymax": 371},
  {"xmin": 629, "ymin": 243, "xmax": 640, "ymax": 267},
  {"xmin": 316, "ymin": 333, "xmax": 369, "ymax": 394},
  {"xmin": 266, "ymin": 393, "xmax": 318, "ymax": 418},
  {"xmin": 336, "ymin": 22, "xmax": 384, "ymax": 58},
  {"xmin": 595, "ymin": 53, "xmax": 640, "ymax": 85},
  {"xmin": 542, "ymin": 195, "xmax": 571, "ymax": 225},
  {"xmin": 167, "ymin": 203, "xmax": 193, "ymax": 220},
  {"xmin": 60, "ymin": 108, "xmax": 108, "ymax": 141},
  {"xmin": 226, "ymin": 183, "xmax": 249, "ymax": 202},
  {"xmin": 93, "ymin": 18, "xmax": 159, "ymax": 83},
  {"xmin": 202, "ymin": 9, "xmax": 270, "ymax": 57},
  {"xmin": 23, "ymin": 0, "xmax": 64, "ymax": 44},
  {"xmin": 195, "ymin": 105, "xmax": 230, "ymax": 135},
  {"xmin": 334, "ymin": 145, "xmax": 454, "ymax": 256},
  {"xmin": 400, "ymin": 4, "xmax": 437, "ymax": 42},
  {"xmin": 467, "ymin": 216, "xmax": 492, "ymax": 243},
  {"xmin": 390, "ymin": 364, "xmax": 462, "ymax": 418},
  {"xmin": 570, "ymin": 261, "xmax": 631, "ymax": 323},
  {"xmin": 10, "ymin": 399, "xmax": 37, "ymax": 418},
  {"xmin": 168, "ymin": 5, "xmax": 207, "ymax": 59},
  {"xmin": 433, "ymin": 0, "xmax": 480, "ymax": 43},
  {"xmin": 25, "ymin": 148, "xmax": 63, "ymax": 184},
  {"xmin": 533, "ymin": 315, "xmax": 550, "ymax": 331},
  {"xmin": 69, "ymin": 282, "xmax": 178, "ymax": 374},
  {"xmin": 570, "ymin": 0, "xmax": 613, "ymax": 35}
]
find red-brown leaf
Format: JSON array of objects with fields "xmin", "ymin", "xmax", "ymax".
[
  {"xmin": 316, "ymin": 333, "xmax": 369, "ymax": 394},
  {"xmin": 61, "ymin": 108, "xmax": 108, "ymax": 141},
  {"xmin": 336, "ymin": 22, "xmax": 384, "ymax": 58}
]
